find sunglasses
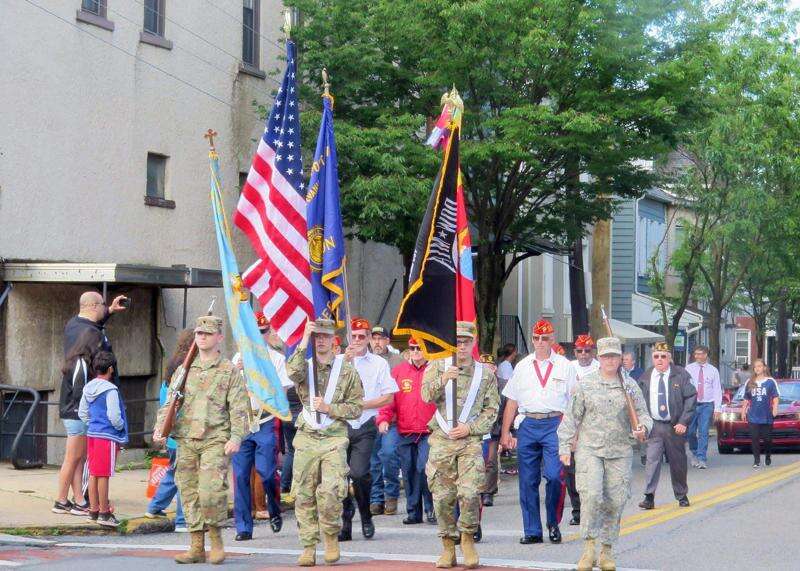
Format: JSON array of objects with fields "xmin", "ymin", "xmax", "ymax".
[
  {"xmin": 575, "ymin": 348, "xmax": 592, "ymax": 354},
  {"xmin": 351, "ymin": 334, "xmax": 367, "ymax": 340},
  {"xmin": 532, "ymin": 335, "xmax": 552, "ymax": 342},
  {"xmin": 408, "ymin": 346, "xmax": 422, "ymax": 352}
]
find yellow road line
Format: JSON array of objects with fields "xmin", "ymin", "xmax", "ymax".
[{"xmin": 564, "ymin": 460, "xmax": 800, "ymax": 542}]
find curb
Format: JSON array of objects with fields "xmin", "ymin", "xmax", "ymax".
[{"xmin": 0, "ymin": 516, "xmax": 174, "ymax": 537}]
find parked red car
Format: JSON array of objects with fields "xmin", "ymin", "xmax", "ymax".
[{"xmin": 715, "ymin": 379, "xmax": 800, "ymax": 453}]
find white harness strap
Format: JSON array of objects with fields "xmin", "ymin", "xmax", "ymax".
[
  {"xmin": 302, "ymin": 355, "xmax": 343, "ymax": 430},
  {"xmin": 435, "ymin": 360, "xmax": 484, "ymax": 433}
]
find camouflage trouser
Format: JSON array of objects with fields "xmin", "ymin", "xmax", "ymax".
[
  {"xmin": 426, "ymin": 432, "xmax": 485, "ymax": 539},
  {"xmin": 175, "ymin": 437, "xmax": 230, "ymax": 532},
  {"xmin": 575, "ymin": 452, "xmax": 632, "ymax": 544},
  {"xmin": 291, "ymin": 429, "xmax": 349, "ymax": 547}
]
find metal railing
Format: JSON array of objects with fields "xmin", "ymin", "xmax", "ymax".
[
  {"xmin": 0, "ymin": 385, "xmax": 158, "ymax": 469},
  {"xmin": 499, "ymin": 314, "xmax": 529, "ymax": 354}
]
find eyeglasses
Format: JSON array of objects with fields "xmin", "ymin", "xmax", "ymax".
[
  {"xmin": 653, "ymin": 354, "xmax": 670, "ymax": 360},
  {"xmin": 456, "ymin": 338, "xmax": 472, "ymax": 346},
  {"xmin": 575, "ymin": 348, "xmax": 592, "ymax": 354},
  {"xmin": 351, "ymin": 334, "xmax": 367, "ymax": 340},
  {"xmin": 532, "ymin": 335, "xmax": 552, "ymax": 342}
]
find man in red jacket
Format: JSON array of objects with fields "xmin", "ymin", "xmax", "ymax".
[{"xmin": 376, "ymin": 338, "xmax": 437, "ymax": 525}]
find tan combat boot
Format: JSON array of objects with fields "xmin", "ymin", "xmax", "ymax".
[
  {"xmin": 207, "ymin": 526, "xmax": 225, "ymax": 565},
  {"xmin": 297, "ymin": 545, "xmax": 316, "ymax": 566},
  {"xmin": 435, "ymin": 537, "xmax": 457, "ymax": 568},
  {"xmin": 459, "ymin": 532, "xmax": 479, "ymax": 569},
  {"xmin": 174, "ymin": 530, "xmax": 206, "ymax": 564},
  {"xmin": 323, "ymin": 533, "xmax": 340, "ymax": 564},
  {"xmin": 384, "ymin": 497, "xmax": 398, "ymax": 515},
  {"xmin": 598, "ymin": 544, "xmax": 616, "ymax": 570},
  {"xmin": 577, "ymin": 539, "xmax": 597, "ymax": 571}
]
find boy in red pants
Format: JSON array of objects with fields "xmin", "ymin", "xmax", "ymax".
[{"xmin": 79, "ymin": 351, "xmax": 128, "ymax": 527}]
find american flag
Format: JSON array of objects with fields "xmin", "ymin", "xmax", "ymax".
[{"xmin": 233, "ymin": 40, "xmax": 313, "ymax": 345}]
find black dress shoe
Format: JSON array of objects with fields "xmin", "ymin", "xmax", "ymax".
[
  {"xmin": 548, "ymin": 524, "xmax": 561, "ymax": 543},
  {"xmin": 361, "ymin": 519, "xmax": 375, "ymax": 539},
  {"xmin": 234, "ymin": 531, "xmax": 252, "ymax": 541},
  {"xmin": 270, "ymin": 514, "xmax": 283, "ymax": 533},
  {"xmin": 403, "ymin": 516, "xmax": 423, "ymax": 524},
  {"xmin": 639, "ymin": 494, "xmax": 655, "ymax": 510},
  {"xmin": 426, "ymin": 510, "xmax": 437, "ymax": 524},
  {"xmin": 678, "ymin": 496, "xmax": 690, "ymax": 507},
  {"xmin": 519, "ymin": 535, "xmax": 543, "ymax": 544},
  {"xmin": 338, "ymin": 519, "xmax": 352, "ymax": 542},
  {"xmin": 481, "ymin": 494, "xmax": 494, "ymax": 507},
  {"xmin": 569, "ymin": 514, "xmax": 580, "ymax": 526},
  {"xmin": 473, "ymin": 524, "xmax": 482, "ymax": 543}
]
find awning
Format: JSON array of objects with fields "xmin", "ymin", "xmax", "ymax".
[
  {"xmin": 0, "ymin": 262, "xmax": 221, "ymax": 288},
  {"xmin": 632, "ymin": 292, "xmax": 704, "ymax": 329},
  {"xmin": 609, "ymin": 318, "xmax": 665, "ymax": 344}
]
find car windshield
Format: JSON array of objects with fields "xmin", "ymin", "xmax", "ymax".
[{"xmin": 732, "ymin": 381, "xmax": 800, "ymax": 403}]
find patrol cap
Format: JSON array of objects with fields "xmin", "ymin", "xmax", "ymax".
[
  {"xmin": 456, "ymin": 321, "xmax": 477, "ymax": 339},
  {"xmin": 314, "ymin": 318, "xmax": 336, "ymax": 335},
  {"xmin": 371, "ymin": 325, "xmax": 390, "ymax": 338},
  {"xmin": 195, "ymin": 315, "xmax": 223, "ymax": 334},
  {"xmin": 597, "ymin": 336, "xmax": 622, "ymax": 357}
]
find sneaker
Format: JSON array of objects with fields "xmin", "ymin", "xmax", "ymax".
[
  {"xmin": 753, "ymin": 463, "xmax": 761, "ymax": 469},
  {"xmin": 174, "ymin": 524, "xmax": 189, "ymax": 533},
  {"xmin": 70, "ymin": 501, "xmax": 90, "ymax": 516},
  {"xmin": 698, "ymin": 461, "xmax": 707, "ymax": 470},
  {"xmin": 690, "ymin": 455, "xmax": 700, "ymax": 468},
  {"xmin": 87, "ymin": 510, "xmax": 100, "ymax": 522},
  {"xmin": 145, "ymin": 510, "xmax": 168, "ymax": 519},
  {"xmin": 51, "ymin": 500, "xmax": 74, "ymax": 514},
  {"xmin": 97, "ymin": 512, "xmax": 119, "ymax": 528}
]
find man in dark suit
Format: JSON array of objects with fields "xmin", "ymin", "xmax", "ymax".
[{"xmin": 637, "ymin": 341, "xmax": 696, "ymax": 509}]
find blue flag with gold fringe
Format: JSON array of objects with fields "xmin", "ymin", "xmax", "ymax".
[
  {"xmin": 207, "ymin": 145, "xmax": 290, "ymax": 420},
  {"xmin": 306, "ymin": 95, "xmax": 347, "ymax": 325}
]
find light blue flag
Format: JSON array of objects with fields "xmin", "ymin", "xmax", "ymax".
[{"xmin": 207, "ymin": 148, "xmax": 290, "ymax": 420}]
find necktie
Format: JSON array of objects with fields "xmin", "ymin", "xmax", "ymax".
[
  {"xmin": 698, "ymin": 365, "xmax": 705, "ymax": 401},
  {"xmin": 658, "ymin": 373, "xmax": 668, "ymax": 419}
]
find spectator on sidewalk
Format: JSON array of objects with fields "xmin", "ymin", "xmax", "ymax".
[
  {"xmin": 54, "ymin": 329, "xmax": 101, "ymax": 516},
  {"xmin": 79, "ymin": 351, "xmax": 128, "ymax": 527},
  {"xmin": 732, "ymin": 363, "xmax": 750, "ymax": 389},
  {"xmin": 742, "ymin": 359, "xmax": 779, "ymax": 468},
  {"xmin": 685, "ymin": 346, "xmax": 722, "ymax": 469},
  {"xmin": 622, "ymin": 352, "xmax": 644, "ymax": 381},
  {"xmin": 144, "ymin": 329, "xmax": 193, "ymax": 531},
  {"xmin": 480, "ymin": 353, "xmax": 502, "ymax": 508}
]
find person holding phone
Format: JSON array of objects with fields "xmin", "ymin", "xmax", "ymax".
[{"xmin": 741, "ymin": 358, "xmax": 779, "ymax": 468}]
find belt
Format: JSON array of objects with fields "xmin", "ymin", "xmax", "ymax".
[{"xmin": 524, "ymin": 411, "xmax": 563, "ymax": 420}]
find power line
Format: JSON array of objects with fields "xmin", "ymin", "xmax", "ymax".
[
  {"xmin": 202, "ymin": 0, "xmax": 286, "ymax": 53},
  {"xmin": 22, "ymin": 0, "xmax": 235, "ymax": 109}
]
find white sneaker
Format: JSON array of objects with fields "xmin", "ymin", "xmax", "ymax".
[
  {"xmin": 690, "ymin": 455, "xmax": 700, "ymax": 468},
  {"xmin": 174, "ymin": 524, "xmax": 189, "ymax": 533}
]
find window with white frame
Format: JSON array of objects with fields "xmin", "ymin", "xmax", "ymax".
[
  {"xmin": 562, "ymin": 256, "xmax": 571, "ymax": 314},
  {"xmin": 735, "ymin": 329, "xmax": 751, "ymax": 365},
  {"xmin": 637, "ymin": 216, "xmax": 667, "ymax": 277},
  {"xmin": 542, "ymin": 254, "xmax": 554, "ymax": 314}
]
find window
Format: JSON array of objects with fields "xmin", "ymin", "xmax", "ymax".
[
  {"xmin": 562, "ymin": 256, "xmax": 571, "ymax": 314},
  {"xmin": 143, "ymin": 0, "xmax": 165, "ymax": 36},
  {"xmin": 542, "ymin": 254, "xmax": 554, "ymax": 314},
  {"xmin": 145, "ymin": 153, "xmax": 174, "ymax": 208},
  {"xmin": 242, "ymin": 0, "xmax": 260, "ymax": 68},
  {"xmin": 636, "ymin": 216, "xmax": 667, "ymax": 277},
  {"xmin": 82, "ymin": 0, "xmax": 105, "ymax": 16},
  {"xmin": 735, "ymin": 329, "xmax": 751, "ymax": 365}
]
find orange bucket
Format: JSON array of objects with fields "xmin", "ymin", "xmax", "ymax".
[{"xmin": 146, "ymin": 456, "xmax": 171, "ymax": 498}]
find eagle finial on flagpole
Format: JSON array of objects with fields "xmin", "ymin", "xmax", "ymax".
[
  {"xmin": 321, "ymin": 68, "xmax": 334, "ymax": 107},
  {"xmin": 283, "ymin": 9, "xmax": 292, "ymax": 37}
]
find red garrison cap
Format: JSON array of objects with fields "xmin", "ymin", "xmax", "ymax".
[
  {"xmin": 574, "ymin": 334, "xmax": 595, "ymax": 349},
  {"xmin": 552, "ymin": 343, "xmax": 566, "ymax": 356},
  {"xmin": 533, "ymin": 319, "xmax": 555, "ymax": 336},
  {"xmin": 408, "ymin": 337, "xmax": 419, "ymax": 347},
  {"xmin": 351, "ymin": 317, "xmax": 371, "ymax": 331}
]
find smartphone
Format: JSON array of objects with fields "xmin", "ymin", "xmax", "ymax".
[{"xmin": 119, "ymin": 297, "xmax": 131, "ymax": 309}]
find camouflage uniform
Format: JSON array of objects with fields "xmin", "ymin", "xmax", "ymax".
[
  {"xmin": 156, "ymin": 353, "xmax": 250, "ymax": 532},
  {"xmin": 285, "ymin": 349, "xmax": 364, "ymax": 547},
  {"xmin": 422, "ymin": 358, "xmax": 500, "ymax": 539},
  {"xmin": 557, "ymin": 369, "xmax": 652, "ymax": 544}
]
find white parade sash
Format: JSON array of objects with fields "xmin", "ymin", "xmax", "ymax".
[
  {"xmin": 302, "ymin": 355, "xmax": 343, "ymax": 431},
  {"xmin": 435, "ymin": 359, "xmax": 484, "ymax": 433}
]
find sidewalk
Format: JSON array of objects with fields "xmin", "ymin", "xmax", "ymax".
[{"xmin": 0, "ymin": 463, "xmax": 181, "ymax": 535}]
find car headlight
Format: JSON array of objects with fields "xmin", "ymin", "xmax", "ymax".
[{"xmin": 721, "ymin": 412, "xmax": 738, "ymax": 422}]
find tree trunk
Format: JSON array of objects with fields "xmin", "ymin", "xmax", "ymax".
[
  {"xmin": 569, "ymin": 236, "xmax": 590, "ymax": 337},
  {"xmin": 707, "ymin": 302, "xmax": 722, "ymax": 368},
  {"xmin": 590, "ymin": 219, "xmax": 611, "ymax": 337},
  {"xmin": 776, "ymin": 298, "xmax": 789, "ymax": 378},
  {"xmin": 475, "ymin": 248, "xmax": 507, "ymax": 354}
]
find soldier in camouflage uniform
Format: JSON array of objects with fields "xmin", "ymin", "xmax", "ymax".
[
  {"xmin": 154, "ymin": 315, "xmax": 250, "ymax": 565},
  {"xmin": 557, "ymin": 337, "xmax": 652, "ymax": 571},
  {"xmin": 285, "ymin": 319, "xmax": 364, "ymax": 567},
  {"xmin": 422, "ymin": 321, "xmax": 499, "ymax": 569}
]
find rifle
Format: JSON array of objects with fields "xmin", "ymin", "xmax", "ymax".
[
  {"xmin": 600, "ymin": 305, "xmax": 643, "ymax": 436},
  {"xmin": 156, "ymin": 298, "xmax": 216, "ymax": 439}
]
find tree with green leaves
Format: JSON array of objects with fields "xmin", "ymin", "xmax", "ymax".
[{"xmin": 284, "ymin": 0, "xmax": 716, "ymax": 350}]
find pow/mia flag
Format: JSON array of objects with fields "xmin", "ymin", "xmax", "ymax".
[{"xmin": 394, "ymin": 127, "xmax": 461, "ymax": 359}]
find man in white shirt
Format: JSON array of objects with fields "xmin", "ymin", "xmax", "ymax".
[
  {"xmin": 339, "ymin": 317, "xmax": 398, "ymax": 542},
  {"xmin": 231, "ymin": 312, "xmax": 293, "ymax": 541},
  {"xmin": 684, "ymin": 345, "xmax": 722, "ymax": 469},
  {"xmin": 564, "ymin": 334, "xmax": 599, "ymax": 527},
  {"xmin": 500, "ymin": 319, "xmax": 575, "ymax": 545}
]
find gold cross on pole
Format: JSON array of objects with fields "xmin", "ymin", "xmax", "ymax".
[{"xmin": 204, "ymin": 128, "xmax": 218, "ymax": 151}]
